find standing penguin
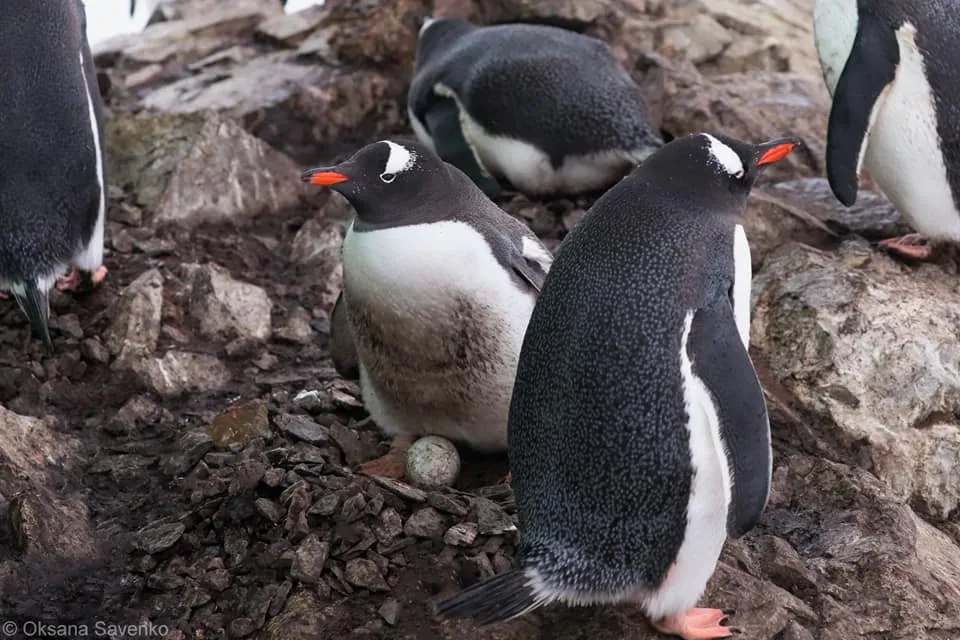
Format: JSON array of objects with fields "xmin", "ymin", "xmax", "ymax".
[
  {"xmin": 301, "ymin": 139, "xmax": 552, "ymax": 479},
  {"xmin": 0, "ymin": 0, "xmax": 110, "ymax": 347},
  {"xmin": 408, "ymin": 17, "xmax": 663, "ymax": 199},
  {"xmin": 814, "ymin": 0, "xmax": 960, "ymax": 261},
  {"xmin": 436, "ymin": 132, "xmax": 799, "ymax": 639}
]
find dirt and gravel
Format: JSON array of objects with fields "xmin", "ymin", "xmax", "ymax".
[{"xmin": 1, "ymin": 0, "xmax": 959, "ymax": 639}]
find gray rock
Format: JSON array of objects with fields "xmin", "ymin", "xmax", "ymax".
[
  {"xmin": 403, "ymin": 507, "xmax": 446, "ymax": 539},
  {"xmin": 473, "ymin": 497, "xmax": 517, "ymax": 536},
  {"xmin": 344, "ymin": 558, "xmax": 389, "ymax": 592},
  {"xmin": 185, "ymin": 262, "xmax": 273, "ymax": 342},
  {"xmin": 135, "ymin": 521, "xmax": 186, "ymax": 554},
  {"xmin": 289, "ymin": 534, "xmax": 329, "ymax": 585},
  {"xmin": 273, "ymin": 306, "xmax": 315, "ymax": 344},
  {"xmin": 135, "ymin": 351, "xmax": 232, "ymax": 397},
  {"xmin": 0, "ymin": 407, "xmax": 94, "ymax": 558},
  {"xmin": 377, "ymin": 599, "xmax": 400, "ymax": 626},
  {"xmin": 753, "ymin": 239, "xmax": 960, "ymax": 521},
  {"xmin": 106, "ymin": 268, "xmax": 164, "ymax": 367},
  {"xmin": 105, "ymin": 110, "xmax": 305, "ymax": 228},
  {"xmin": 274, "ymin": 414, "xmax": 330, "ymax": 444},
  {"xmin": 443, "ymin": 522, "xmax": 479, "ymax": 547}
]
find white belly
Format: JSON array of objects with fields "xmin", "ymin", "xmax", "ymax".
[
  {"xmin": 433, "ymin": 83, "xmax": 639, "ymax": 196},
  {"xmin": 342, "ymin": 220, "xmax": 537, "ymax": 450},
  {"xmin": 643, "ymin": 311, "xmax": 732, "ymax": 620},
  {"xmin": 862, "ymin": 23, "xmax": 960, "ymax": 239}
]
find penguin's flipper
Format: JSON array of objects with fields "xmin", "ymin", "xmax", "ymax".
[
  {"xmin": 508, "ymin": 233, "xmax": 552, "ymax": 293},
  {"xmin": 435, "ymin": 568, "xmax": 543, "ymax": 625},
  {"xmin": 423, "ymin": 97, "xmax": 502, "ymax": 198},
  {"xmin": 687, "ymin": 298, "xmax": 771, "ymax": 539},
  {"xmin": 11, "ymin": 281, "xmax": 53, "ymax": 349},
  {"xmin": 825, "ymin": 15, "xmax": 899, "ymax": 207},
  {"xmin": 329, "ymin": 291, "xmax": 360, "ymax": 380}
]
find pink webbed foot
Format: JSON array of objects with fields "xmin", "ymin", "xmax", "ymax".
[
  {"xmin": 877, "ymin": 234, "xmax": 935, "ymax": 261},
  {"xmin": 0, "ymin": 290, "xmax": 8, "ymax": 300},
  {"xmin": 55, "ymin": 265, "xmax": 109, "ymax": 292},
  {"xmin": 653, "ymin": 607, "xmax": 738, "ymax": 640},
  {"xmin": 504, "ymin": 471, "xmax": 512, "ymax": 483},
  {"xmin": 359, "ymin": 435, "xmax": 416, "ymax": 479}
]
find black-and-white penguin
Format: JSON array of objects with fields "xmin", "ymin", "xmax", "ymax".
[
  {"xmin": 301, "ymin": 139, "xmax": 553, "ymax": 479},
  {"xmin": 814, "ymin": 0, "xmax": 960, "ymax": 261},
  {"xmin": 436, "ymin": 132, "xmax": 799, "ymax": 640},
  {"xmin": 0, "ymin": 0, "xmax": 110, "ymax": 347},
  {"xmin": 408, "ymin": 17, "xmax": 663, "ymax": 199}
]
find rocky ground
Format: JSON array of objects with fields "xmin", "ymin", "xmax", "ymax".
[{"xmin": 0, "ymin": 0, "xmax": 958, "ymax": 638}]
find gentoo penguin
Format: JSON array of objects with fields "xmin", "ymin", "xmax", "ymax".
[
  {"xmin": 436, "ymin": 132, "xmax": 799, "ymax": 640},
  {"xmin": 301, "ymin": 139, "xmax": 552, "ymax": 479},
  {"xmin": 814, "ymin": 0, "xmax": 960, "ymax": 261},
  {"xmin": 408, "ymin": 17, "xmax": 663, "ymax": 199},
  {"xmin": 0, "ymin": 0, "xmax": 110, "ymax": 347}
]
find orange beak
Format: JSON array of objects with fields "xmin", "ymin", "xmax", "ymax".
[
  {"xmin": 301, "ymin": 168, "xmax": 349, "ymax": 186},
  {"xmin": 756, "ymin": 137, "xmax": 801, "ymax": 167}
]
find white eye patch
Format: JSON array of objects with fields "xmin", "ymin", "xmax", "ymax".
[
  {"xmin": 381, "ymin": 140, "xmax": 416, "ymax": 183},
  {"xmin": 703, "ymin": 133, "xmax": 745, "ymax": 178}
]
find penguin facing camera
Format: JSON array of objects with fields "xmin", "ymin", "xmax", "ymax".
[
  {"xmin": 409, "ymin": 17, "xmax": 663, "ymax": 199},
  {"xmin": 0, "ymin": 0, "xmax": 110, "ymax": 348},
  {"xmin": 301, "ymin": 139, "xmax": 553, "ymax": 480},
  {"xmin": 436, "ymin": 132, "xmax": 800, "ymax": 640},
  {"xmin": 814, "ymin": 0, "xmax": 960, "ymax": 261}
]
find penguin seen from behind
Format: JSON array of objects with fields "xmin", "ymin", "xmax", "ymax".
[
  {"xmin": 409, "ymin": 17, "xmax": 663, "ymax": 199},
  {"xmin": 0, "ymin": 0, "xmax": 110, "ymax": 347},
  {"xmin": 301, "ymin": 139, "xmax": 552, "ymax": 479},
  {"xmin": 814, "ymin": 0, "xmax": 960, "ymax": 260},
  {"xmin": 436, "ymin": 132, "xmax": 799, "ymax": 639}
]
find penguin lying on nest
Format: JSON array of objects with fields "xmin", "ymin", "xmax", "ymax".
[
  {"xmin": 302, "ymin": 139, "xmax": 552, "ymax": 479},
  {"xmin": 436, "ymin": 132, "xmax": 800, "ymax": 640},
  {"xmin": 408, "ymin": 17, "xmax": 663, "ymax": 199},
  {"xmin": 0, "ymin": 0, "xmax": 110, "ymax": 348}
]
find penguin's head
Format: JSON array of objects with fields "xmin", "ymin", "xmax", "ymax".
[
  {"xmin": 301, "ymin": 140, "xmax": 449, "ymax": 225},
  {"xmin": 414, "ymin": 16, "xmax": 476, "ymax": 64},
  {"xmin": 642, "ymin": 132, "xmax": 800, "ymax": 202}
]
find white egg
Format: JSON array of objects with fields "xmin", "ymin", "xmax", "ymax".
[{"xmin": 405, "ymin": 436, "xmax": 461, "ymax": 489}]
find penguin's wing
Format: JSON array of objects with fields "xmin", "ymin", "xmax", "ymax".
[
  {"xmin": 422, "ymin": 93, "xmax": 502, "ymax": 198},
  {"xmin": 329, "ymin": 291, "xmax": 360, "ymax": 380},
  {"xmin": 485, "ymin": 220, "xmax": 552, "ymax": 293},
  {"xmin": 825, "ymin": 9, "xmax": 899, "ymax": 206},
  {"xmin": 687, "ymin": 296, "xmax": 771, "ymax": 538}
]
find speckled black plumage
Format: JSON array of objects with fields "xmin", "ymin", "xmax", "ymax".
[
  {"xmin": 437, "ymin": 132, "xmax": 789, "ymax": 622},
  {"xmin": 0, "ymin": 0, "xmax": 106, "ymax": 342},
  {"xmin": 409, "ymin": 19, "xmax": 662, "ymax": 168}
]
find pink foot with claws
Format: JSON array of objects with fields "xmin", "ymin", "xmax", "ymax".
[
  {"xmin": 653, "ymin": 607, "xmax": 737, "ymax": 640},
  {"xmin": 0, "ymin": 290, "xmax": 8, "ymax": 300},
  {"xmin": 878, "ymin": 234, "xmax": 935, "ymax": 261},
  {"xmin": 56, "ymin": 265, "xmax": 109, "ymax": 292},
  {"xmin": 359, "ymin": 435, "xmax": 415, "ymax": 479}
]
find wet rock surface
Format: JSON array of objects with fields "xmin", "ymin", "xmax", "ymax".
[{"xmin": 1, "ymin": 0, "xmax": 958, "ymax": 638}]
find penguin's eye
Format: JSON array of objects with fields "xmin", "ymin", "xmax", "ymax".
[
  {"xmin": 380, "ymin": 172, "xmax": 396, "ymax": 184},
  {"xmin": 733, "ymin": 168, "xmax": 745, "ymax": 179}
]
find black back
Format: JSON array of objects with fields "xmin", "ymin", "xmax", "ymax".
[
  {"xmin": 506, "ymin": 133, "xmax": 767, "ymax": 593},
  {"xmin": 0, "ymin": 0, "xmax": 105, "ymax": 283},
  {"xmin": 410, "ymin": 19, "xmax": 661, "ymax": 167}
]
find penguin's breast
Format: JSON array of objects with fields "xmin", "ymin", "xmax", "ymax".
[
  {"xmin": 864, "ymin": 24, "xmax": 960, "ymax": 237},
  {"xmin": 341, "ymin": 220, "xmax": 535, "ymax": 380}
]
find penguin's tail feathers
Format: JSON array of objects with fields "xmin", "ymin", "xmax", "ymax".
[
  {"xmin": 435, "ymin": 568, "xmax": 547, "ymax": 626},
  {"xmin": 11, "ymin": 280, "xmax": 53, "ymax": 350}
]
